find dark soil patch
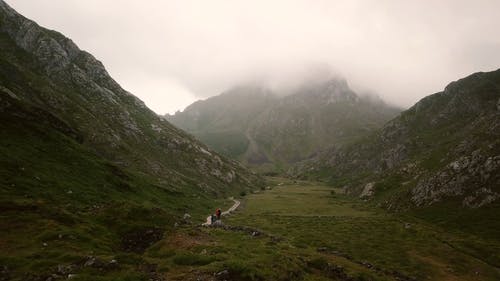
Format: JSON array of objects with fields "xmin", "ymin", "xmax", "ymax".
[{"xmin": 121, "ymin": 227, "xmax": 164, "ymax": 253}]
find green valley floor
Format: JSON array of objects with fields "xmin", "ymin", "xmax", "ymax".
[
  {"xmin": 152, "ymin": 178, "xmax": 500, "ymax": 281},
  {"xmin": 3, "ymin": 178, "xmax": 499, "ymax": 280}
]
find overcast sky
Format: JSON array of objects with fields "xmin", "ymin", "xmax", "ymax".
[{"xmin": 7, "ymin": 0, "xmax": 500, "ymax": 114}]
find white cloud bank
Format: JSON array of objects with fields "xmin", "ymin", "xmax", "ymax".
[{"xmin": 7, "ymin": 0, "xmax": 500, "ymax": 114}]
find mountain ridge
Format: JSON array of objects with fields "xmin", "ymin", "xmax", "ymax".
[
  {"xmin": 166, "ymin": 78, "xmax": 401, "ymax": 171},
  {"xmin": 290, "ymin": 69, "xmax": 500, "ymax": 210}
]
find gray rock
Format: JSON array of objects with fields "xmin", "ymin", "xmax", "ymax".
[
  {"xmin": 56, "ymin": 264, "xmax": 75, "ymax": 275},
  {"xmin": 0, "ymin": 266, "xmax": 10, "ymax": 281},
  {"xmin": 84, "ymin": 256, "xmax": 96, "ymax": 267},
  {"xmin": 463, "ymin": 188, "xmax": 500, "ymax": 208},
  {"xmin": 0, "ymin": 86, "xmax": 18, "ymax": 100},
  {"xmin": 107, "ymin": 259, "xmax": 119, "ymax": 269},
  {"xmin": 412, "ymin": 152, "xmax": 500, "ymax": 207},
  {"xmin": 359, "ymin": 182, "xmax": 375, "ymax": 198},
  {"xmin": 215, "ymin": 269, "xmax": 229, "ymax": 277}
]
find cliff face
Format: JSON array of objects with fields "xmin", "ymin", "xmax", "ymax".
[
  {"xmin": 0, "ymin": 0, "xmax": 263, "ymax": 195},
  {"xmin": 292, "ymin": 69, "xmax": 500, "ymax": 209}
]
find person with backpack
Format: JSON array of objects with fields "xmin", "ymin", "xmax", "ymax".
[{"xmin": 216, "ymin": 208, "xmax": 221, "ymax": 220}]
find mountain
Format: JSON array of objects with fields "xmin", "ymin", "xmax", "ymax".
[
  {"xmin": 166, "ymin": 79, "xmax": 401, "ymax": 172},
  {"xmin": 166, "ymin": 84, "xmax": 278, "ymax": 162},
  {"xmin": 291, "ymin": 69, "xmax": 500, "ymax": 211},
  {"xmin": 0, "ymin": 0, "xmax": 261, "ymax": 192},
  {"xmin": 0, "ymin": 1, "xmax": 262, "ymax": 278}
]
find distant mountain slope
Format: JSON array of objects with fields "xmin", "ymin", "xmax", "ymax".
[
  {"xmin": 166, "ymin": 79, "xmax": 400, "ymax": 171},
  {"xmin": 167, "ymin": 85, "xmax": 278, "ymax": 159},
  {"xmin": 291, "ymin": 69, "xmax": 500, "ymax": 210},
  {"xmin": 0, "ymin": 1, "xmax": 262, "ymax": 278}
]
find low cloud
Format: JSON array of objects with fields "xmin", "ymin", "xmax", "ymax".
[{"xmin": 8, "ymin": 0, "xmax": 500, "ymax": 113}]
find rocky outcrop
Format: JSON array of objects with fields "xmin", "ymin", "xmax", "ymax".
[
  {"xmin": 411, "ymin": 152, "xmax": 500, "ymax": 207},
  {"xmin": 359, "ymin": 182, "xmax": 375, "ymax": 198}
]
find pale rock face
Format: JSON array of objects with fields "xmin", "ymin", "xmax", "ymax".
[
  {"xmin": 359, "ymin": 182, "xmax": 375, "ymax": 198},
  {"xmin": 151, "ymin": 124, "xmax": 162, "ymax": 133},
  {"xmin": 0, "ymin": 86, "xmax": 18, "ymax": 100},
  {"xmin": 380, "ymin": 144, "xmax": 407, "ymax": 170},
  {"xmin": 449, "ymin": 157, "xmax": 470, "ymax": 172},
  {"xmin": 463, "ymin": 188, "xmax": 500, "ymax": 208},
  {"xmin": 198, "ymin": 146, "xmax": 212, "ymax": 156},
  {"xmin": 224, "ymin": 170, "xmax": 236, "ymax": 183},
  {"xmin": 411, "ymin": 153, "xmax": 500, "ymax": 207},
  {"xmin": 210, "ymin": 169, "xmax": 222, "ymax": 178}
]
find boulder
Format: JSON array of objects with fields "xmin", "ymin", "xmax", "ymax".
[
  {"xmin": 215, "ymin": 269, "xmax": 229, "ymax": 279},
  {"xmin": 359, "ymin": 182, "xmax": 375, "ymax": 198}
]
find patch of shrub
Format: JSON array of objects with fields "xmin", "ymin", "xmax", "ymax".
[
  {"xmin": 172, "ymin": 253, "xmax": 215, "ymax": 266},
  {"xmin": 224, "ymin": 260, "xmax": 264, "ymax": 281},
  {"xmin": 307, "ymin": 257, "xmax": 329, "ymax": 270}
]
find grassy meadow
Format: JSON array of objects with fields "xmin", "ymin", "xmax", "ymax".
[
  {"xmin": 146, "ymin": 178, "xmax": 500, "ymax": 280},
  {"xmin": 2, "ymin": 176, "xmax": 499, "ymax": 280}
]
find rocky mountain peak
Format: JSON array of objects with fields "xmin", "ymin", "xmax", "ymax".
[
  {"xmin": 0, "ymin": 1, "xmax": 126, "ymax": 95},
  {"xmin": 167, "ymin": 74, "xmax": 400, "ymax": 169},
  {"xmin": 279, "ymin": 77, "xmax": 358, "ymax": 108}
]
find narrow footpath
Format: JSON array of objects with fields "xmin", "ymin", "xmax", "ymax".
[{"xmin": 202, "ymin": 199, "xmax": 240, "ymax": 226}]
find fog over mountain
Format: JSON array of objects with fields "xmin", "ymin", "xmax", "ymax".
[{"xmin": 7, "ymin": 0, "xmax": 500, "ymax": 114}]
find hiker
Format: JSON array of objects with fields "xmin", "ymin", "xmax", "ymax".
[{"xmin": 216, "ymin": 208, "xmax": 221, "ymax": 220}]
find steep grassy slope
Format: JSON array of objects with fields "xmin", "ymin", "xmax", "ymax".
[
  {"xmin": 166, "ymin": 79, "xmax": 400, "ymax": 172},
  {"xmin": 0, "ymin": 1, "xmax": 261, "ymax": 195},
  {"xmin": 292, "ymin": 69, "xmax": 500, "ymax": 212},
  {"xmin": 0, "ymin": 1, "xmax": 263, "ymax": 279},
  {"xmin": 0, "ymin": 91, "xmax": 248, "ymax": 280}
]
